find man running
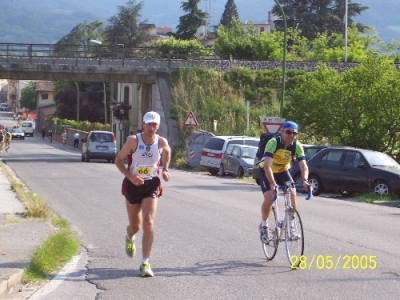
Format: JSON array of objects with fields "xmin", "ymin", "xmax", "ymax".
[{"xmin": 115, "ymin": 111, "xmax": 171, "ymax": 277}]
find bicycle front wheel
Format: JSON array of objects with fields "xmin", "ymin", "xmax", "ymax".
[
  {"xmin": 262, "ymin": 207, "xmax": 279, "ymax": 261},
  {"xmin": 284, "ymin": 208, "xmax": 304, "ymax": 268}
]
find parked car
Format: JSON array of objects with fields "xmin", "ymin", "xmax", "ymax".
[
  {"xmin": 219, "ymin": 144, "xmax": 258, "ymax": 178},
  {"xmin": 252, "ymin": 144, "xmax": 327, "ymax": 185},
  {"xmin": 81, "ymin": 130, "xmax": 117, "ymax": 163},
  {"xmin": 305, "ymin": 147, "xmax": 400, "ymax": 196},
  {"xmin": 11, "ymin": 128, "xmax": 25, "ymax": 140},
  {"xmin": 20, "ymin": 120, "xmax": 34, "ymax": 137},
  {"xmin": 0, "ymin": 103, "xmax": 9, "ymax": 111},
  {"xmin": 200, "ymin": 136, "xmax": 259, "ymax": 175}
]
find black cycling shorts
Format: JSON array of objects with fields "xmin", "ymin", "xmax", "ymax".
[
  {"xmin": 122, "ymin": 176, "xmax": 162, "ymax": 205},
  {"xmin": 259, "ymin": 168, "xmax": 293, "ymax": 194}
]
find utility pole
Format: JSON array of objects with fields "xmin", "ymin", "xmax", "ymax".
[{"xmin": 344, "ymin": 0, "xmax": 348, "ymax": 62}]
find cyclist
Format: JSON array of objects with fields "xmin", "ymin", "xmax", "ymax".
[
  {"xmin": 4, "ymin": 130, "xmax": 12, "ymax": 152},
  {"xmin": 258, "ymin": 121, "xmax": 310, "ymax": 243},
  {"xmin": 0, "ymin": 129, "xmax": 4, "ymax": 153}
]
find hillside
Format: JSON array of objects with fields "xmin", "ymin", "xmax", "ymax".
[{"xmin": 0, "ymin": 0, "xmax": 398, "ymax": 44}]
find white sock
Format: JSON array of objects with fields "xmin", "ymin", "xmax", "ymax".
[
  {"xmin": 261, "ymin": 220, "xmax": 267, "ymax": 227},
  {"xmin": 142, "ymin": 258, "xmax": 149, "ymax": 264}
]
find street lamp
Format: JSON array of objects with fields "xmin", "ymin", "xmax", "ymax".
[
  {"xmin": 344, "ymin": 0, "xmax": 348, "ymax": 62},
  {"xmin": 74, "ymin": 81, "xmax": 79, "ymax": 122},
  {"xmin": 274, "ymin": 0, "xmax": 287, "ymax": 117}
]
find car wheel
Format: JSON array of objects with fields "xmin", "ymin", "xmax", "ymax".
[
  {"xmin": 111, "ymin": 159, "xmax": 115, "ymax": 164},
  {"xmin": 293, "ymin": 174, "xmax": 306, "ymax": 193},
  {"xmin": 373, "ymin": 180, "xmax": 389, "ymax": 196},
  {"xmin": 85, "ymin": 155, "xmax": 90, "ymax": 162},
  {"xmin": 81, "ymin": 155, "xmax": 85, "ymax": 162},
  {"xmin": 308, "ymin": 175, "xmax": 323, "ymax": 196},
  {"xmin": 237, "ymin": 166, "xmax": 244, "ymax": 178},
  {"xmin": 22, "ymin": 137, "xmax": 25, "ymax": 140},
  {"xmin": 218, "ymin": 164, "xmax": 225, "ymax": 176}
]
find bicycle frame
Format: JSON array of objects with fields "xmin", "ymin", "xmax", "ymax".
[
  {"xmin": 273, "ymin": 182, "xmax": 312, "ymax": 241},
  {"xmin": 262, "ymin": 181, "xmax": 312, "ymax": 267}
]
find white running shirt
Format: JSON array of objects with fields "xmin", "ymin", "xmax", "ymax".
[{"xmin": 129, "ymin": 134, "xmax": 161, "ymax": 179}]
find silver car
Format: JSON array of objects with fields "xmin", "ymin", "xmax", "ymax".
[
  {"xmin": 81, "ymin": 130, "xmax": 117, "ymax": 163},
  {"xmin": 219, "ymin": 144, "xmax": 258, "ymax": 178}
]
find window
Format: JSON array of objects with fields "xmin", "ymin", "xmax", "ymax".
[
  {"xmin": 321, "ymin": 149, "xmax": 343, "ymax": 165},
  {"xmin": 259, "ymin": 27, "xmax": 265, "ymax": 33},
  {"xmin": 124, "ymin": 86, "xmax": 129, "ymax": 104},
  {"xmin": 41, "ymin": 93, "xmax": 48, "ymax": 100}
]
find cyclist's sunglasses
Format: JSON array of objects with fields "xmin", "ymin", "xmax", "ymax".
[{"xmin": 284, "ymin": 129, "xmax": 298, "ymax": 136}]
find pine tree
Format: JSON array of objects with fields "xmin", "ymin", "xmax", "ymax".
[
  {"xmin": 175, "ymin": 0, "xmax": 208, "ymax": 40},
  {"xmin": 220, "ymin": 0, "xmax": 240, "ymax": 28}
]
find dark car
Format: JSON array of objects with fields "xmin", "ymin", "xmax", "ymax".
[
  {"xmin": 252, "ymin": 144, "xmax": 327, "ymax": 185},
  {"xmin": 305, "ymin": 147, "xmax": 400, "ymax": 196}
]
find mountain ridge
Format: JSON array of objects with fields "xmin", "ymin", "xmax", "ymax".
[{"xmin": 0, "ymin": 0, "xmax": 398, "ymax": 44}]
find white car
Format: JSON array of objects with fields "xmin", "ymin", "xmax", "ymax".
[
  {"xmin": 0, "ymin": 103, "xmax": 9, "ymax": 111},
  {"xmin": 11, "ymin": 128, "xmax": 25, "ymax": 140}
]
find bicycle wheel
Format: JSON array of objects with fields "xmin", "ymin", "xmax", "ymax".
[
  {"xmin": 284, "ymin": 208, "xmax": 304, "ymax": 268},
  {"xmin": 262, "ymin": 207, "xmax": 279, "ymax": 261}
]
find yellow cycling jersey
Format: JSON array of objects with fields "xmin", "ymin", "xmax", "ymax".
[{"xmin": 259, "ymin": 137, "xmax": 305, "ymax": 173}]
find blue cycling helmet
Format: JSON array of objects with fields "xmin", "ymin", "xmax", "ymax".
[{"xmin": 282, "ymin": 121, "xmax": 299, "ymax": 131}]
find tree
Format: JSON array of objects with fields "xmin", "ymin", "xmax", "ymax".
[
  {"xmin": 272, "ymin": 0, "xmax": 368, "ymax": 41},
  {"xmin": 220, "ymin": 0, "xmax": 239, "ymax": 28},
  {"xmin": 284, "ymin": 55, "xmax": 400, "ymax": 156},
  {"xmin": 19, "ymin": 81, "xmax": 37, "ymax": 111},
  {"xmin": 54, "ymin": 20, "xmax": 105, "ymax": 57},
  {"xmin": 175, "ymin": 0, "xmax": 208, "ymax": 40},
  {"xmin": 105, "ymin": 0, "xmax": 150, "ymax": 47}
]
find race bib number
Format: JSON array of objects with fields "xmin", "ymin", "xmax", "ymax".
[{"xmin": 134, "ymin": 165, "xmax": 154, "ymax": 178}]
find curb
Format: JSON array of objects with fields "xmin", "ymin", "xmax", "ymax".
[
  {"xmin": 373, "ymin": 200, "xmax": 400, "ymax": 208},
  {"xmin": 0, "ymin": 269, "xmax": 23, "ymax": 297}
]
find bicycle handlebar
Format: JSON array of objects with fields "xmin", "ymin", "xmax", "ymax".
[{"xmin": 272, "ymin": 183, "xmax": 313, "ymax": 202}]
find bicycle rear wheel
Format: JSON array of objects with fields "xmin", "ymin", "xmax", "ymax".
[
  {"xmin": 284, "ymin": 208, "xmax": 304, "ymax": 268},
  {"xmin": 262, "ymin": 207, "xmax": 279, "ymax": 261}
]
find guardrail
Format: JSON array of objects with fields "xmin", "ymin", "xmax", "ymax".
[{"xmin": 0, "ymin": 42, "xmax": 218, "ymax": 61}]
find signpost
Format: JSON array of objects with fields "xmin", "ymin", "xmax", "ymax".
[
  {"xmin": 183, "ymin": 111, "xmax": 199, "ymax": 127},
  {"xmin": 260, "ymin": 116, "xmax": 285, "ymax": 133}
]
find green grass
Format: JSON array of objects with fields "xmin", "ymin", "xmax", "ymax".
[
  {"xmin": 0, "ymin": 163, "xmax": 80, "ymax": 284},
  {"xmin": 353, "ymin": 192, "xmax": 399, "ymax": 203},
  {"xmin": 23, "ymin": 217, "xmax": 80, "ymax": 283}
]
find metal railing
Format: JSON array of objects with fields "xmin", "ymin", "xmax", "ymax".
[{"xmin": 0, "ymin": 43, "xmax": 218, "ymax": 61}]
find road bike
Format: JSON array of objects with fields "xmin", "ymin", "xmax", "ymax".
[{"xmin": 261, "ymin": 181, "xmax": 312, "ymax": 268}]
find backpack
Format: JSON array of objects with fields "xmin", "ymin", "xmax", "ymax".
[{"xmin": 255, "ymin": 132, "xmax": 297, "ymax": 161}]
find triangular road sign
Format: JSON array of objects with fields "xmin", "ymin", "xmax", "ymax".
[{"xmin": 183, "ymin": 111, "xmax": 198, "ymax": 126}]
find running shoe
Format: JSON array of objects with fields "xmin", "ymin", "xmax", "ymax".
[
  {"xmin": 125, "ymin": 235, "xmax": 136, "ymax": 258},
  {"xmin": 140, "ymin": 262, "xmax": 154, "ymax": 277},
  {"xmin": 259, "ymin": 223, "xmax": 269, "ymax": 243}
]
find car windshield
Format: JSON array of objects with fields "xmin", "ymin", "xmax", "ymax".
[
  {"xmin": 363, "ymin": 151, "xmax": 400, "ymax": 168},
  {"xmin": 12, "ymin": 129, "xmax": 23, "ymax": 133},
  {"xmin": 241, "ymin": 147, "xmax": 257, "ymax": 159}
]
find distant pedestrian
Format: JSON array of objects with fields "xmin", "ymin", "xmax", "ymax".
[
  {"xmin": 48, "ymin": 129, "xmax": 53, "ymax": 143},
  {"xmin": 41, "ymin": 126, "xmax": 46, "ymax": 139},
  {"xmin": 73, "ymin": 132, "xmax": 80, "ymax": 148},
  {"xmin": 61, "ymin": 131, "xmax": 67, "ymax": 147}
]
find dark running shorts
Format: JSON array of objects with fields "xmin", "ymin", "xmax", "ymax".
[
  {"xmin": 260, "ymin": 168, "xmax": 293, "ymax": 194},
  {"xmin": 121, "ymin": 176, "xmax": 163, "ymax": 205}
]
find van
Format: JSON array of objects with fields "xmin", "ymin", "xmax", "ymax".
[
  {"xmin": 199, "ymin": 136, "xmax": 259, "ymax": 175},
  {"xmin": 20, "ymin": 121, "xmax": 34, "ymax": 136},
  {"xmin": 81, "ymin": 130, "xmax": 117, "ymax": 163},
  {"xmin": 0, "ymin": 103, "xmax": 9, "ymax": 111}
]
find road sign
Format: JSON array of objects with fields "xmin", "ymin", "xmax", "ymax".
[
  {"xmin": 260, "ymin": 116, "xmax": 285, "ymax": 133},
  {"xmin": 183, "ymin": 111, "xmax": 199, "ymax": 126}
]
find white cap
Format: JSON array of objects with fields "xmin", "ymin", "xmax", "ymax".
[{"xmin": 143, "ymin": 111, "xmax": 160, "ymax": 124}]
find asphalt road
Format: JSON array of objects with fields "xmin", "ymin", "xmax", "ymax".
[{"xmin": 1, "ymin": 112, "xmax": 400, "ymax": 300}]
